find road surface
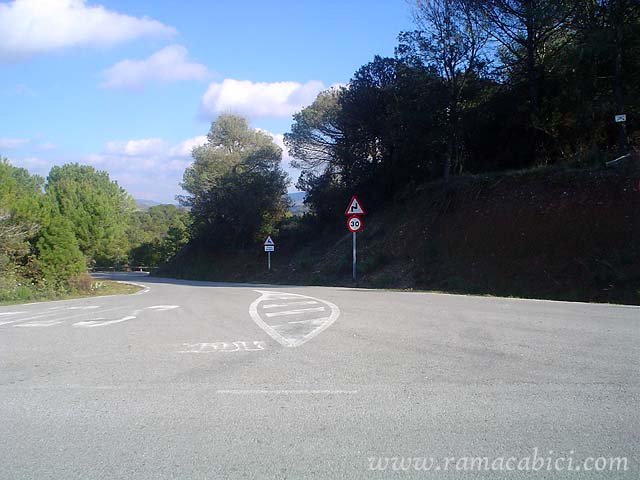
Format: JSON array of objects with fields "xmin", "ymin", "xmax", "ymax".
[{"xmin": 1, "ymin": 273, "xmax": 638, "ymax": 479}]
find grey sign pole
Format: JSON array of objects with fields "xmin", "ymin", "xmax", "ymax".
[
  {"xmin": 352, "ymin": 232, "xmax": 356, "ymax": 281},
  {"xmin": 268, "ymin": 251, "xmax": 271, "ymax": 272}
]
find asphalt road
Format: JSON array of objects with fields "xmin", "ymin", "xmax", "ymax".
[{"xmin": 0, "ymin": 273, "xmax": 638, "ymax": 479}]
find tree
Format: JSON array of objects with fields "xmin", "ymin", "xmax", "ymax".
[
  {"xmin": 127, "ymin": 204, "xmax": 191, "ymax": 264},
  {"xmin": 0, "ymin": 159, "xmax": 47, "ymax": 298},
  {"xmin": 338, "ymin": 56, "xmax": 399, "ymax": 189},
  {"xmin": 0, "ymin": 209, "xmax": 36, "ymax": 288},
  {"xmin": 338, "ymin": 56, "xmax": 449, "ymax": 196},
  {"xmin": 127, "ymin": 205, "xmax": 191, "ymax": 267},
  {"xmin": 572, "ymin": 0, "xmax": 640, "ymax": 155},
  {"xmin": 399, "ymin": 0, "xmax": 488, "ymax": 182},
  {"xmin": 284, "ymin": 88, "xmax": 344, "ymax": 171},
  {"xmin": 0, "ymin": 157, "xmax": 46, "ymax": 225},
  {"xmin": 45, "ymin": 164, "xmax": 134, "ymax": 267},
  {"xmin": 287, "ymin": 57, "xmax": 449, "ymax": 217},
  {"xmin": 36, "ymin": 215, "xmax": 86, "ymax": 288},
  {"xmin": 162, "ymin": 224, "xmax": 189, "ymax": 258},
  {"xmin": 180, "ymin": 114, "xmax": 289, "ymax": 245},
  {"xmin": 475, "ymin": 0, "xmax": 576, "ymax": 161}
]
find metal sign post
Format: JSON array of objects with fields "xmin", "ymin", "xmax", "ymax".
[
  {"xmin": 345, "ymin": 198, "xmax": 365, "ymax": 282},
  {"xmin": 263, "ymin": 236, "xmax": 275, "ymax": 272},
  {"xmin": 615, "ymin": 114, "xmax": 628, "ymax": 155},
  {"xmin": 352, "ymin": 231, "xmax": 356, "ymax": 280}
]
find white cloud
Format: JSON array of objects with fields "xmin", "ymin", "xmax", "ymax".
[
  {"xmin": 84, "ymin": 135, "xmax": 208, "ymax": 202},
  {"xmin": 85, "ymin": 130, "xmax": 301, "ymax": 201},
  {"xmin": 6, "ymin": 131, "xmax": 297, "ymax": 203},
  {"xmin": 104, "ymin": 137, "xmax": 168, "ymax": 156},
  {"xmin": 169, "ymin": 135, "xmax": 208, "ymax": 157},
  {"xmin": 15, "ymin": 156, "xmax": 51, "ymax": 169},
  {"xmin": 200, "ymin": 79, "xmax": 325, "ymax": 118},
  {"xmin": 37, "ymin": 141, "xmax": 56, "ymax": 151},
  {"xmin": 0, "ymin": 0, "xmax": 175, "ymax": 62},
  {"xmin": 0, "ymin": 137, "xmax": 28, "ymax": 150},
  {"xmin": 100, "ymin": 45, "xmax": 210, "ymax": 89}
]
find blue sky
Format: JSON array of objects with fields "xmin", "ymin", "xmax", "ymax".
[{"xmin": 1, "ymin": 0, "xmax": 412, "ymax": 202}]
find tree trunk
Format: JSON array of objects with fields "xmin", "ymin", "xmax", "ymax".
[
  {"xmin": 613, "ymin": 0, "xmax": 627, "ymax": 155},
  {"xmin": 443, "ymin": 96, "xmax": 457, "ymax": 187},
  {"xmin": 526, "ymin": 29, "xmax": 540, "ymax": 163}
]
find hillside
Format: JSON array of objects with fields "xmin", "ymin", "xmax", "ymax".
[
  {"xmin": 157, "ymin": 164, "xmax": 640, "ymax": 305},
  {"xmin": 134, "ymin": 199, "xmax": 163, "ymax": 211}
]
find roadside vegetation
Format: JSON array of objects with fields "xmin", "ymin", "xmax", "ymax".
[
  {"xmin": 0, "ymin": 160, "xmax": 184, "ymax": 303},
  {"xmin": 161, "ymin": 0, "xmax": 640, "ymax": 304},
  {"xmin": 0, "ymin": 278, "xmax": 141, "ymax": 306},
  {"xmin": 2, "ymin": 0, "xmax": 639, "ymax": 304}
]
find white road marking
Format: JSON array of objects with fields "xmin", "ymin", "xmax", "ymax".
[
  {"xmin": 0, "ymin": 312, "xmax": 25, "ymax": 316},
  {"xmin": 73, "ymin": 315, "xmax": 136, "ymax": 328},
  {"xmin": 216, "ymin": 389, "xmax": 358, "ymax": 395},
  {"xmin": 249, "ymin": 290, "xmax": 340, "ymax": 348},
  {"xmin": 125, "ymin": 282, "xmax": 151, "ymax": 295},
  {"xmin": 0, "ymin": 311, "xmax": 65, "ymax": 326},
  {"xmin": 67, "ymin": 306, "xmax": 100, "ymax": 310},
  {"xmin": 276, "ymin": 317, "xmax": 331, "ymax": 327},
  {"xmin": 0, "ymin": 385, "xmax": 357, "ymax": 393},
  {"xmin": 0, "ymin": 306, "xmax": 132, "ymax": 328},
  {"xmin": 146, "ymin": 305, "xmax": 180, "ymax": 311},
  {"xmin": 179, "ymin": 341, "xmax": 266, "ymax": 353},
  {"xmin": 265, "ymin": 307, "xmax": 326, "ymax": 318},
  {"xmin": 262, "ymin": 301, "xmax": 319, "ymax": 309},
  {"xmin": 14, "ymin": 320, "xmax": 63, "ymax": 328}
]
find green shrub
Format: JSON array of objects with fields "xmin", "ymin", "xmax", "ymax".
[
  {"xmin": 68, "ymin": 273, "xmax": 94, "ymax": 294},
  {"xmin": 36, "ymin": 215, "xmax": 86, "ymax": 288}
]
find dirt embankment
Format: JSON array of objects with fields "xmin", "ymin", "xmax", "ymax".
[{"xmin": 159, "ymin": 165, "xmax": 640, "ymax": 305}]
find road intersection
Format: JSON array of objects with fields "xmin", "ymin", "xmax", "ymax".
[{"xmin": 0, "ymin": 273, "xmax": 638, "ymax": 478}]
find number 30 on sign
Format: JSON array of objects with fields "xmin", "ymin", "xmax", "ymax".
[{"xmin": 347, "ymin": 215, "xmax": 363, "ymax": 233}]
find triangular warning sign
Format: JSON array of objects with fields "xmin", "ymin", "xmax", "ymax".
[
  {"xmin": 264, "ymin": 236, "xmax": 275, "ymax": 246},
  {"xmin": 344, "ymin": 196, "xmax": 365, "ymax": 216}
]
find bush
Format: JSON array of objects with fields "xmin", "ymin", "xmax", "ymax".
[
  {"xmin": 68, "ymin": 273, "xmax": 94, "ymax": 294},
  {"xmin": 36, "ymin": 215, "xmax": 86, "ymax": 288}
]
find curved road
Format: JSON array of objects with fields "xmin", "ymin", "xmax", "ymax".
[{"xmin": 0, "ymin": 273, "xmax": 638, "ymax": 479}]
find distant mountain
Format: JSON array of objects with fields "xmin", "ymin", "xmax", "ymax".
[
  {"xmin": 135, "ymin": 196, "xmax": 304, "ymax": 214},
  {"xmin": 134, "ymin": 199, "xmax": 163, "ymax": 211},
  {"xmin": 287, "ymin": 191, "xmax": 307, "ymax": 215},
  {"xmin": 288, "ymin": 192, "xmax": 305, "ymax": 203}
]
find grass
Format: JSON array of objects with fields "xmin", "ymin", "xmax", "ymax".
[{"xmin": 0, "ymin": 280, "xmax": 142, "ymax": 306}]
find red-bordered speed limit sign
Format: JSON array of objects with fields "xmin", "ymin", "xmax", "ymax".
[{"xmin": 347, "ymin": 215, "xmax": 363, "ymax": 233}]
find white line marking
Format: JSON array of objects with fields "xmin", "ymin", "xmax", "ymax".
[
  {"xmin": 216, "ymin": 390, "xmax": 358, "ymax": 395},
  {"xmin": 268, "ymin": 295, "xmax": 307, "ymax": 300},
  {"xmin": 123, "ymin": 281, "xmax": 151, "ymax": 295},
  {"xmin": 0, "ymin": 306, "xmax": 133, "ymax": 327},
  {"xmin": 146, "ymin": 305, "xmax": 180, "ymax": 311},
  {"xmin": 0, "ymin": 312, "xmax": 25, "ymax": 316},
  {"xmin": 73, "ymin": 316, "xmax": 136, "ymax": 328},
  {"xmin": 68, "ymin": 306, "xmax": 100, "ymax": 310},
  {"xmin": 270, "ymin": 317, "xmax": 331, "ymax": 329},
  {"xmin": 285, "ymin": 317, "xmax": 331, "ymax": 326},
  {"xmin": 14, "ymin": 320, "xmax": 63, "ymax": 327},
  {"xmin": 271, "ymin": 317, "xmax": 329, "ymax": 330},
  {"xmin": 179, "ymin": 341, "xmax": 266, "ymax": 353},
  {"xmin": 249, "ymin": 290, "xmax": 340, "ymax": 348},
  {"xmin": 262, "ymin": 301, "xmax": 319, "ymax": 309},
  {"xmin": 0, "ymin": 311, "xmax": 65, "ymax": 326},
  {"xmin": 265, "ymin": 307, "xmax": 326, "ymax": 318}
]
